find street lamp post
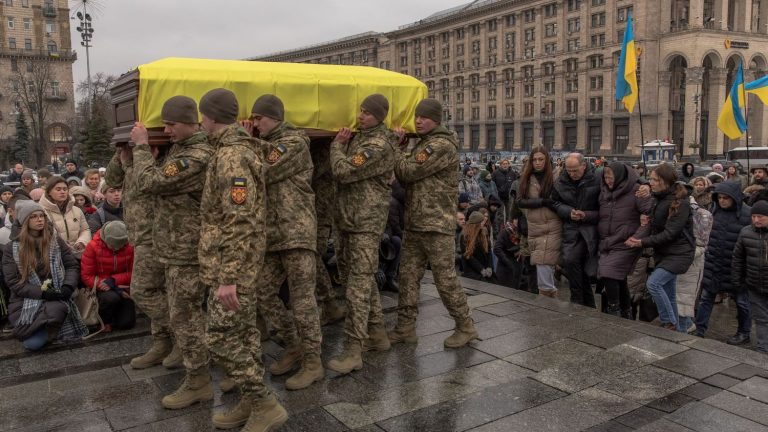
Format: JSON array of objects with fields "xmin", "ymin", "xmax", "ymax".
[{"xmin": 76, "ymin": 3, "xmax": 94, "ymax": 117}]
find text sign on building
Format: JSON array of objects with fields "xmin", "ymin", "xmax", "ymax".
[{"xmin": 724, "ymin": 39, "xmax": 749, "ymax": 49}]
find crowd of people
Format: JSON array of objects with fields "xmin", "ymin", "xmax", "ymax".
[{"xmin": 454, "ymin": 147, "xmax": 768, "ymax": 354}]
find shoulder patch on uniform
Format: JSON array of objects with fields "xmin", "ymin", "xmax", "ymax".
[
  {"xmin": 163, "ymin": 159, "xmax": 190, "ymax": 177},
  {"xmin": 414, "ymin": 145, "xmax": 434, "ymax": 164},
  {"xmin": 351, "ymin": 149, "xmax": 373, "ymax": 167},
  {"xmin": 266, "ymin": 143, "xmax": 287, "ymax": 164},
  {"xmin": 231, "ymin": 177, "xmax": 247, "ymax": 205}
]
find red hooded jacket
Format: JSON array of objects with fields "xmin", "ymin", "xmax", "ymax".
[{"xmin": 80, "ymin": 230, "xmax": 134, "ymax": 291}]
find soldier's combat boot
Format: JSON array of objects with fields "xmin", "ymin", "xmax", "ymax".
[
  {"xmin": 268, "ymin": 344, "xmax": 302, "ymax": 376},
  {"xmin": 321, "ymin": 300, "xmax": 346, "ymax": 326},
  {"xmin": 130, "ymin": 337, "xmax": 172, "ymax": 369},
  {"xmin": 162, "ymin": 344, "xmax": 183, "ymax": 369},
  {"xmin": 388, "ymin": 323, "xmax": 418, "ymax": 344},
  {"xmin": 444, "ymin": 319, "xmax": 479, "ymax": 349},
  {"xmin": 161, "ymin": 366, "xmax": 213, "ymax": 409},
  {"xmin": 219, "ymin": 377, "xmax": 237, "ymax": 393},
  {"xmin": 212, "ymin": 395, "xmax": 252, "ymax": 429},
  {"xmin": 363, "ymin": 324, "xmax": 391, "ymax": 352},
  {"xmin": 327, "ymin": 339, "xmax": 363, "ymax": 374},
  {"xmin": 285, "ymin": 354, "xmax": 325, "ymax": 390},
  {"xmin": 242, "ymin": 394, "xmax": 288, "ymax": 432}
]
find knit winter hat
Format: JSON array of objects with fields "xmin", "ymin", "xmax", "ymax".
[
  {"xmin": 251, "ymin": 94, "xmax": 285, "ymax": 121},
  {"xmin": 15, "ymin": 200, "xmax": 44, "ymax": 226},
  {"xmin": 21, "ymin": 170, "xmax": 35, "ymax": 181},
  {"xmin": 65, "ymin": 159, "xmax": 77, "ymax": 166},
  {"xmin": 467, "ymin": 211, "xmax": 485, "ymax": 225},
  {"xmin": 480, "ymin": 170, "xmax": 491, "ymax": 181},
  {"xmin": 361, "ymin": 94, "xmax": 389, "ymax": 122},
  {"xmin": 415, "ymin": 98, "xmax": 442, "ymax": 123},
  {"xmin": 199, "ymin": 88, "xmax": 239, "ymax": 124},
  {"xmin": 459, "ymin": 192, "xmax": 470, "ymax": 204},
  {"xmin": 66, "ymin": 176, "xmax": 81, "ymax": 186},
  {"xmin": 161, "ymin": 95, "xmax": 199, "ymax": 124},
  {"xmin": 0, "ymin": 185, "xmax": 12, "ymax": 197},
  {"xmin": 101, "ymin": 221, "xmax": 129, "ymax": 251},
  {"xmin": 752, "ymin": 200, "xmax": 768, "ymax": 217},
  {"xmin": 37, "ymin": 168, "xmax": 51, "ymax": 179}
]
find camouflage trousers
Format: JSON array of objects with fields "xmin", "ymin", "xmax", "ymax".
[
  {"xmin": 315, "ymin": 224, "xmax": 334, "ymax": 303},
  {"xmin": 256, "ymin": 249, "xmax": 322, "ymax": 356},
  {"xmin": 131, "ymin": 245, "xmax": 170, "ymax": 341},
  {"xmin": 166, "ymin": 264, "xmax": 209, "ymax": 371},
  {"xmin": 206, "ymin": 285, "xmax": 269, "ymax": 399},
  {"xmin": 396, "ymin": 230, "xmax": 471, "ymax": 326},
  {"xmin": 337, "ymin": 231, "xmax": 385, "ymax": 342}
]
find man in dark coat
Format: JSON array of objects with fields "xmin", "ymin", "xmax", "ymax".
[
  {"xmin": 695, "ymin": 180, "xmax": 752, "ymax": 344},
  {"xmin": 552, "ymin": 153, "xmax": 601, "ymax": 307},
  {"xmin": 492, "ymin": 159, "xmax": 517, "ymax": 218},
  {"xmin": 6, "ymin": 164, "xmax": 24, "ymax": 183}
]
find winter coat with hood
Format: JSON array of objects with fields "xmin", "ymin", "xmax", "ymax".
[
  {"xmin": 70, "ymin": 186, "xmax": 97, "ymax": 216},
  {"xmin": 597, "ymin": 163, "xmax": 652, "ymax": 280},
  {"xmin": 640, "ymin": 185, "xmax": 694, "ymax": 275},
  {"xmin": 2, "ymin": 223, "xmax": 80, "ymax": 340},
  {"xmin": 39, "ymin": 194, "xmax": 91, "ymax": 250},
  {"xmin": 80, "ymin": 230, "xmax": 134, "ymax": 291},
  {"xmin": 478, "ymin": 172, "xmax": 499, "ymax": 200},
  {"xmin": 690, "ymin": 176, "xmax": 713, "ymax": 210},
  {"xmin": 701, "ymin": 180, "xmax": 752, "ymax": 294},
  {"xmin": 732, "ymin": 223, "xmax": 768, "ymax": 296},
  {"xmin": 552, "ymin": 166, "xmax": 602, "ymax": 267},
  {"xmin": 680, "ymin": 163, "xmax": 696, "ymax": 183},
  {"xmin": 492, "ymin": 167, "xmax": 517, "ymax": 201},
  {"xmin": 516, "ymin": 174, "xmax": 562, "ymax": 266}
]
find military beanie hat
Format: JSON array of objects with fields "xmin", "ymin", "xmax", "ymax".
[
  {"xmin": 161, "ymin": 95, "xmax": 199, "ymax": 124},
  {"xmin": 416, "ymin": 98, "xmax": 442, "ymax": 123},
  {"xmin": 361, "ymin": 94, "xmax": 389, "ymax": 122},
  {"xmin": 200, "ymin": 88, "xmax": 239, "ymax": 124},
  {"xmin": 251, "ymin": 94, "xmax": 285, "ymax": 121}
]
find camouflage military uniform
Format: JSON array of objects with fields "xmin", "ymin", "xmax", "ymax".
[
  {"xmin": 199, "ymin": 124, "xmax": 270, "ymax": 399},
  {"xmin": 133, "ymin": 132, "xmax": 214, "ymax": 372},
  {"xmin": 393, "ymin": 125, "xmax": 471, "ymax": 327},
  {"xmin": 330, "ymin": 122, "xmax": 394, "ymax": 342},
  {"xmin": 311, "ymin": 142, "xmax": 336, "ymax": 305},
  {"xmin": 106, "ymin": 150, "xmax": 169, "ymax": 341},
  {"xmin": 256, "ymin": 122, "xmax": 322, "ymax": 356}
]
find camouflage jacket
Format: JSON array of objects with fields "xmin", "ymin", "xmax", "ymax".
[
  {"xmin": 199, "ymin": 124, "xmax": 266, "ymax": 289},
  {"xmin": 311, "ymin": 142, "xmax": 335, "ymax": 228},
  {"xmin": 330, "ymin": 122, "xmax": 394, "ymax": 234},
  {"xmin": 133, "ymin": 132, "xmax": 214, "ymax": 265},
  {"xmin": 260, "ymin": 122, "xmax": 316, "ymax": 252},
  {"xmin": 394, "ymin": 125, "xmax": 459, "ymax": 236},
  {"xmin": 105, "ymin": 149, "xmax": 156, "ymax": 246}
]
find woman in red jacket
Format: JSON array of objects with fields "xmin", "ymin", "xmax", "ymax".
[{"xmin": 80, "ymin": 221, "xmax": 135, "ymax": 332}]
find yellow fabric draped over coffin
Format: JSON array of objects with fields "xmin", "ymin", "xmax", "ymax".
[{"xmin": 136, "ymin": 57, "xmax": 428, "ymax": 133}]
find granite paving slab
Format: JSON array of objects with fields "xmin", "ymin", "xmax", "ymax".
[
  {"xmin": 463, "ymin": 359, "xmax": 535, "ymax": 383},
  {"xmin": 476, "ymin": 300, "xmax": 533, "ymax": 317},
  {"xmin": 666, "ymin": 401, "xmax": 768, "ymax": 432},
  {"xmin": 596, "ymin": 365, "xmax": 698, "ymax": 404},
  {"xmin": 645, "ymin": 391, "xmax": 697, "ymax": 413},
  {"xmin": 415, "ymin": 315, "xmax": 457, "ymax": 337},
  {"xmin": 570, "ymin": 325, "xmax": 644, "ymax": 349},
  {"xmin": 703, "ymin": 390, "xmax": 768, "ymax": 426},
  {"xmin": 728, "ymin": 376, "xmax": 768, "ymax": 404},
  {"xmin": 505, "ymin": 338, "xmax": 603, "ymax": 372},
  {"xmin": 121, "ymin": 409, "xmax": 212, "ymax": 432},
  {"xmin": 6, "ymin": 410, "xmax": 113, "ymax": 432},
  {"xmin": 408, "ymin": 347, "xmax": 496, "ymax": 380},
  {"xmin": 677, "ymin": 382, "xmax": 723, "ymax": 400},
  {"xmin": 584, "ymin": 420, "xmax": 634, "ymax": 432},
  {"xmin": 533, "ymin": 350, "xmax": 645, "ymax": 393},
  {"xmin": 681, "ymin": 337, "xmax": 768, "ymax": 369},
  {"xmin": 607, "ymin": 336, "xmax": 690, "ymax": 363},
  {"xmin": 701, "ymin": 373, "xmax": 742, "ymax": 389},
  {"xmin": 281, "ymin": 406, "xmax": 350, "ymax": 432},
  {"xmin": 466, "ymin": 293, "xmax": 509, "ymax": 309},
  {"xmin": 654, "ymin": 349, "xmax": 740, "ymax": 379},
  {"xmin": 720, "ymin": 363, "xmax": 768, "ymax": 380},
  {"xmin": 471, "ymin": 326, "xmax": 561, "ymax": 358},
  {"xmin": 613, "ymin": 406, "xmax": 668, "ymax": 429},
  {"xmin": 633, "ymin": 419, "xmax": 697, "ymax": 432},
  {"xmin": 471, "ymin": 316, "xmax": 523, "ymax": 340}
]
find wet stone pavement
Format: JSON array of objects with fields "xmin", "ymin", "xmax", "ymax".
[{"xmin": 1, "ymin": 273, "xmax": 767, "ymax": 431}]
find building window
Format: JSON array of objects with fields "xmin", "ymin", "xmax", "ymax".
[
  {"xmin": 427, "ymin": 35, "xmax": 435, "ymax": 46},
  {"xmin": 24, "ymin": 38, "xmax": 32, "ymax": 50},
  {"xmin": 487, "ymin": 71, "xmax": 497, "ymax": 84},
  {"xmin": 456, "ymin": 108, "xmax": 464, "ymax": 121},
  {"xmin": 544, "ymin": 81, "xmax": 555, "ymax": 95},
  {"xmin": 590, "ymin": 75, "xmax": 604, "ymax": 89},
  {"xmin": 50, "ymin": 81, "xmax": 60, "ymax": 97},
  {"xmin": 456, "ymin": 60, "xmax": 464, "ymax": 70},
  {"xmin": 488, "ymin": 20, "xmax": 498, "ymax": 32},
  {"xmin": 47, "ymin": 41, "xmax": 57, "ymax": 54},
  {"xmin": 488, "ymin": 54, "xmax": 497, "ymax": 65},
  {"xmin": 442, "ymin": 63, "xmax": 450, "ymax": 73},
  {"xmin": 471, "ymin": 89, "xmax": 480, "ymax": 102},
  {"xmin": 456, "ymin": 92, "xmax": 464, "ymax": 103},
  {"xmin": 441, "ymin": 32, "xmax": 450, "ymax": 43},
  {"xmin": 590, "ymin": 33, "xmax": 605, "ymax": 47},
  {"xmin": 589, "ymin": 55, "xmax": 604, "ymax": 69},
  {"xmin": 591, "ymin": 12, "xmax": 606, "ymax": 28},
  {"xmin": 590, "ymin": 97, "xmax": 603, "ymax": 113},
  {"xmin": 505, "ymin": 104, "xmax": 514, "ymax": 118},
  {"xmin": 470, "ymin": 74, "xmax": 480, "ymax": 85},
  {"xmin": 26, "ymin": 61, "xmax": 33, "ymax": 72},
  {"xmin": 589, "ymin": 124, "xmax": 602, "ymax": 153},
  {"xmin": 471, "ymin": 106, "xmax": 480, "ymax": 120},
  {"xmin": 505, "ymin": 14, "xmax": 516, "ymax": 26},
  {"xmin": 488, "ymin": 106, "xmax": 497, "ymax": 119},
  {"xmin": 524, "ymin": 47, "xmax": 534, "ymax": 59},
  {"xmin": 470, "ymin": 126, "xmax": 479, "ymax": 151},
  {"xmin": 614, "ymin": 123, "xmax": 629, "ymax": 153},
  {"xmin": 22, "ymin": 0, "xmax": 29, "ymax": 7},
  {"xmin": 488, "ymin": 37, "xmax": 497, "ymax": 49},
  {"xmin": 428, "ymin": 65, "xmax": 436, "ymax": 75},
  {"xmin": 10, "ymin": 58, "xmax": 18, "ymax": 71},
  {"xmin": 566, "ymin": 78, "xmax": 578, "ymax": 92},
  {"xmin": 543, "ymin": 62, "xmax": 555, "ymax": 76},
  {"xmin": 5, "ymin": 0, "xmax": 12, "ymax": 6},
  {"xmin": 523, "ymin": 66, "xmax": 533, "ymax": 78},
  {"xmin": 524, "ymin": 9, "xmax": 536, "ymax": 23},
  {"xmin": 442, "ymin": 46, "xmax": 450, "ymax": 58},
  {"xmin": 544, "ymin": 43, "xmax": 556, "ymax": 55},
  {"xmin": 7, "ymin": 17, "xmax": 14, "ymax": 29},
  {"xmin": 9, "ymin": 37, "xmax": 16, "ymax": 49},
  {"xmin": 566, "ymin": 99, "xmax": 578, "ymax": 114},
  {"xmin": 592, "ymin": 0, "xmax": 605, "ymax": 6},
  {"xmin": 399, "ymin": 42, "xmax": 407, "ymax": 53},
  {"xmin": 504, "ymin": 68, "xmax": 515, "ymax": 81},
  {"xmin": 567, "ymin": 18, "xmax": 581, "ymax": 32},
  {"xmin": 524, "ymin": 28, "xmax": 535, "ymax": 41},
  {"xmin": 442, "ymin": 93, "xmax": 450, "ymax": 104},
  {"xmin": 455, "ymin": 76, "xmax": 464, "ymax": 87},
  {"xmin": 472, "ymin": 40, "xmax": 481, "ymax": 53},
  {"xmin": 487, "ymin": 125, "xmax": 497, "ymax": 150},
  {"xmin": 414, "ymin": 68, "xmax": 421, "ymax": 77},
  {"xmin": 565, "ymin": 58, "xmax": 579, "ymax": 72},
  {"xmin": 617, "ymin": 29, "xmax": 625, "ymax": 42},
  {"xmin": 617, "ymin": 6, "xmax": 633, "ymax": 23},
  {"xmin": 545, "ymin": 23, "xmax": 557, "ymax": 37},
  {"xmin": 505, "ymin": 86, "xmax": 515, "ymax": 99},
  {"xmin": 568, "ymin": 0, "xmax": 581, "ymax": 12},
  {"xmin": 471, "ymin": 57, "xmax": 480, "ymax": 67},
  {"xmin": 456, "ymin": 44, "xmax": 464, "ymax": 56},
  {"xmin": 488, "ymin": 87, "xmax": 497, "ymax": 101},
  {"xmin": 441, "ymin": 78, "xmax": 450, "ymax": 91},
  {"xmin": 471, "ymin": 23, "xmax": 480, "ymax": 35},
  {"xmin": 567, "ymin": 38, "xmax": 580, "ymax": 52},
  {"xmin": 503, "ymin": 124, "xmax": 514, "ymax": 150},
  {"xmin": 456, "ymin": 28, "xmax": 465, "ymax": 39},
  {"xmin": 504, "ymin": 32, "xmax": 515, "ymax": 49},
  {"xmin": 524, "ymin": 102, "xmax": 535, "ymax": 117},
  {"xmin": 524, "ymin": 84, "xmax": 535, "ymax": 97},
  {"xmin": 544, "ymin": 3, "xmax": 557, "ymax": 17},
  {"xmin": 23, "ymin": 18, "xmax": 30, "ymax": 30}
]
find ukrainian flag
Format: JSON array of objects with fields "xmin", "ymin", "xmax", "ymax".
[
  {"xmin": 717, "ymin": 62, "xmax": 747, "ymax": 140},
  {"xmin": 746, "ymin": 74, "xmax": 768, "ymax": 106},
  {"xmin": 615, "ymin": 14, "xmax": 638, "ymax": 113}
]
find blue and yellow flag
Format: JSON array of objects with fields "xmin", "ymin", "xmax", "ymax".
[
  {"xmin": 745, "ymin": 74, "xmax": 768, "ymax": 106},
  {"xmin": 717, "ymin": 62, "xmax": 747, "ymax": 140},
  {"xmin": 615, "ymin": 14, "xmax": 638, "ymax": 113}
]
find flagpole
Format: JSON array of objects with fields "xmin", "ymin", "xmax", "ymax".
[
  {"xmin": 742, "ymin": 64, "xmax": 751, "ymax": 178},
  {"xmin": 636, "ymin": 51, "xmax": 646, "ymax": 176}
]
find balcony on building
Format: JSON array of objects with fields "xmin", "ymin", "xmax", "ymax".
[{"xmin": 43, "ymin": 3, "xmax": 57, "ymax": 18}]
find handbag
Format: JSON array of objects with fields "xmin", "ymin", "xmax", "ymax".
[{"xmin": 74, "ymin": 278, "xmax": 105, "ymax": 339}]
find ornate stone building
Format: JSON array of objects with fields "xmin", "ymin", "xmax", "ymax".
[
  {"xmin": 254, "ymin": 0, "xmax": 768, "ymax": 158},
  {"xmin": 0, "ymin": 0, "xmax": 76, "ymax": 167}
]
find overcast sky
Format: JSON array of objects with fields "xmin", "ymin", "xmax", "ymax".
[{"xmin": 69, "ymin": 0, "xmax": 468, "ymax": 95}]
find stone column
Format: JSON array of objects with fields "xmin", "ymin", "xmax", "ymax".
[
  {"xmin": 690, "ymin": 0, "xmax": 705, "ymax": 29},
  {"xmin": 708, "ymin": 68, "xmax": 728, "ymax": 156},
  {"xmin": 657, "ymin": 71, "xmax": 672, "ymax": 143},
  {"xmin": 715, "ymin": 0, "xmax": 729, "ymax": 30},
  {"xmin": 743, "ymin": 1, "xmax": 754, "ymax": 32},
  {"xmin": 761, "ymin": 1, "xmax": 768, "ymax": 34},
  {"xmin": 684, "ymin": 67, "xmax": 705, "ymax": 156},
  {"xmin": 660, "ymin": 2, "xmax": 672, "ymax": 34}
]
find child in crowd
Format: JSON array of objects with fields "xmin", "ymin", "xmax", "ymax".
[{"xmin": 70, "ymin": 186, "xmax": 97, "ymax": 215}]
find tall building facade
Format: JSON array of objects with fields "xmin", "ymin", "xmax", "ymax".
[
  {"xmin": 0, "ymin": 0, "xmax": 77, "ymax": 166},
  {"xmin": 253, "ymin": 0, "xmax": 768, "ymax": 158}
]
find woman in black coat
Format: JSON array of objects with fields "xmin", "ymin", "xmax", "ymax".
[
  {"xmin": 627, "ymin": 164, "xmax": 694, "ymax": 330},
  {"xmin": 694, "ymin": 180, "xmax": 752, "ymax": 343},
  {"xmin": 3, "ymin": 201, "xmax": 83, "ymax": 350}
]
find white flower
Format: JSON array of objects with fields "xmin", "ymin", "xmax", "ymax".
[{"xmin": 41, "ymin": 279, "xmax": 52, "ymax": 292}]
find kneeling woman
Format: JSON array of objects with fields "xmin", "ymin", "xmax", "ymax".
[{"xmin": 2, "ymin": 201, "xmax": 87, "ymax": 350}]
